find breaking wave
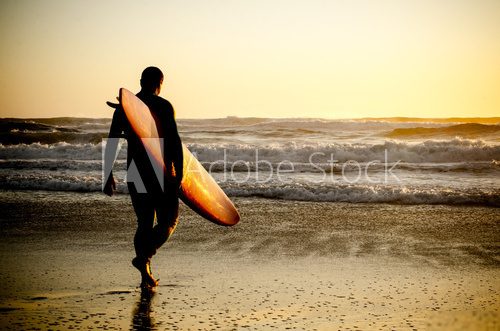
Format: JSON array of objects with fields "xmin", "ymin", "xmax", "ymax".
[
  {"xmin": 1, "ymin": 139, "xmax": 499, "ymax": 164},
  {"xmin": 1, "ymin": 172, "xmax": 498, "ymax": 206}
]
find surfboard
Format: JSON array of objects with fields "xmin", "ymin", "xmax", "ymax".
[{"xmin": 119, "ymin": 88, "xmax": 240, "ymax": 226}]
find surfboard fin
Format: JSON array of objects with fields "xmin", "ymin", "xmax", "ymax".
[{"xmin": 106, "ymin": 101, "xmax": 120, "ymax": 109}]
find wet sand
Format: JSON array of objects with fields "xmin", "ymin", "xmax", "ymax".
[{"xmin": 0, "ymin": 191, "xmax": 499, "ymax": 330}]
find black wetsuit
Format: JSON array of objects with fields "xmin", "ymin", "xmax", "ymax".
[{"xmin": 108, "ymin": 91, "xmax": 183, "ymax": 260}]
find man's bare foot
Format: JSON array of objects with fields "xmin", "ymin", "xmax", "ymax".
[{"xmin": 132, "ymin": 257, "xmax": 159, "ymax": 288}]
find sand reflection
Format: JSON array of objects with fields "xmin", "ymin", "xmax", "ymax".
[{"xmin": 132, "ymin": 287, "xmax": 156, "ymax": 330}]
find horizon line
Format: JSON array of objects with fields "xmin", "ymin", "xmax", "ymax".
[{"xmin": 1, "ymin": 115, "xmax": 500, "ymax": 123}]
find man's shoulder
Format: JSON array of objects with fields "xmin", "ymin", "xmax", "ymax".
[
  {"xmin": 156, "ymin": 96, "xmax": 173, "ymax": 111},
  {"xmin": 140, "ymin": 94, "xmax": 173, "ymax": 114}
]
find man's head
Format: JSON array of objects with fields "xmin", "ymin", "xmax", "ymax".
[{"xmin": 140, "ymin": 66, "xmax": 164, "ymax": 95}]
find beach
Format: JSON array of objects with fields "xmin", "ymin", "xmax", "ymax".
[
  {"xmin": 2, "ymin": 0, "xmax": 500, "ymax": 328},
  {"xmin": 1, "ymin": 190, "xmax": 498, "ymax": 330}
]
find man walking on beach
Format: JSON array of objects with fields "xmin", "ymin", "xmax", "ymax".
[{"xmin": 103, "ymin": 66, "xmax": 183, "ymax": 288}]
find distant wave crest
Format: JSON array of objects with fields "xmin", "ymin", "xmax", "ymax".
[{"xmin": 386, "ymin": 123, "xmax": 500, "ymax": 138}]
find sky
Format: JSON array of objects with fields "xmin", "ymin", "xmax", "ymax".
[{"xmin": 0, "ymin": 0, "xmax": 499, "ymax": 119}]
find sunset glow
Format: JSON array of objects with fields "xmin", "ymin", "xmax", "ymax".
[{"xmin": 1, "ymin": 0, "xmax": 499, "ymax": 119}]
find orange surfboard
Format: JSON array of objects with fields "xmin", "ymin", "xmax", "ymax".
[{"xmin": 120, "ymin": 88, "xmax": 240, "ymax": 226}]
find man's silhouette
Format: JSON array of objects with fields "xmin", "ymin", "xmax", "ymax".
[{"xmin": 104, "ymin": 66, "xmax": 183, "ymax": 287}]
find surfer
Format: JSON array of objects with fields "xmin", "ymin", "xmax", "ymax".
[{"xmin": 103, "ymin": 67, "xmax": 183, "ymax": 288}]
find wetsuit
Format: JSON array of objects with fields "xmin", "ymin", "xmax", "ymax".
[{"xmin": 107, "ymin": 91, "xmax": 183, "ymax": 260}]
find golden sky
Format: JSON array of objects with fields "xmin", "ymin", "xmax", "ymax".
[{"xmin": 0, "ymin": 0, "xmax": 499, "ymax": 119}]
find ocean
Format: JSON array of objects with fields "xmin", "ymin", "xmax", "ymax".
[{"xmin": 1, "ymin": 117, "xmax": 499, "ymax": 206}]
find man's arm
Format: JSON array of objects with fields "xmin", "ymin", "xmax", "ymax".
[
  {"xmin": 103, "ymin": 105, "xmax": 126, "ymax": 196},
  {"xmin": 164, "ymin": 105, "xmax": 183, "ymax": 186},
  {"xmin": 171, "ymin": 108, "xmax": 184, "ymax": 184}
]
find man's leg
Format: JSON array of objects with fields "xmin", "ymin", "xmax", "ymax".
[
  {"xmin": 151, "ymin": 191, "xmax": 179, "ymax": 255},
  {"xmin": 129, "ymin": 188, "xmax": 158, "ymax": 287},
  {"xmin": 130, "ymin": 191, "xmax": 154, "ymax": 258}
]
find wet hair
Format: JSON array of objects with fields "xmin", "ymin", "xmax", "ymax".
[{"xmin": 140, "ymin": 66, "xmax": 164, "ymax": 91}]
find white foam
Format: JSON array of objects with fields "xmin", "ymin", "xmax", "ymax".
[
  {"xmin": 2, "ymin": 171, "xmax": 498, "ymax": 206},
  {"xmin": 188, "ymin": 139, "xmax": 500, "ymax": 163},
  {"xmin": 223, "ymin": 182, "xmax": 500, "ymax": 206}
]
